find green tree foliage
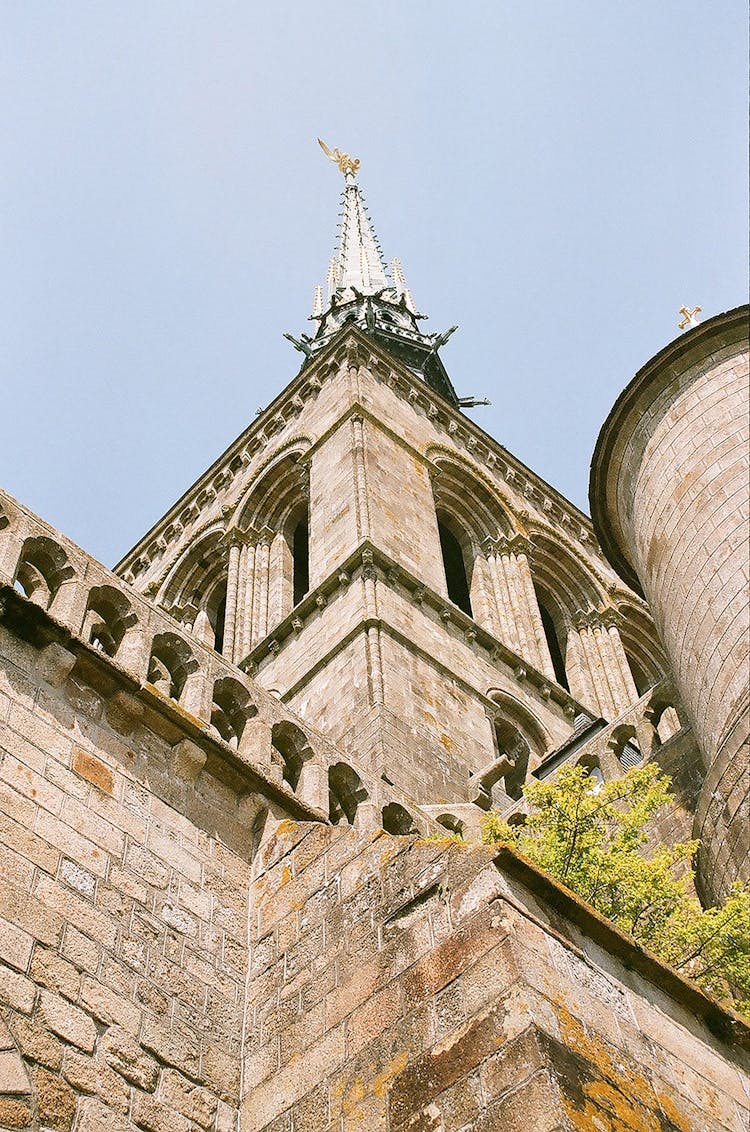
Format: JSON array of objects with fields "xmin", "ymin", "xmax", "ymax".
[{"xmin": 481, "ymin": 763, "xmax": 750, "ymax": 1017}]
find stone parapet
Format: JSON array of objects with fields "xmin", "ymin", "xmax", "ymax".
[
  {"xmin": 243, "ymin": 822, "xmax": 749, "ymax": 1131},
  {"xmin": 0, "ymin": 490, "xmax": 433, "ymax": 837}
]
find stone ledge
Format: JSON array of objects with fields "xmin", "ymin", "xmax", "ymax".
[{"xmin": 493, "ymin": 843, "xmax": 750, "ymax": 1051}]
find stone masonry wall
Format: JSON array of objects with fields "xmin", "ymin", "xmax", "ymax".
[
  {"xmin": 0, "ymin": 517, "xmax": 745, "ymax": 1132},
  {"xmin": 590, "ymin": 308, "xmax": 750, "ymax": 903},
  {"xmin": 244, "ymin": 822, "xmax": 749, "ymax": 1132},
  {"xmin": 0, "ymin": 612, "xmax": 256, "ymax": 1131}
]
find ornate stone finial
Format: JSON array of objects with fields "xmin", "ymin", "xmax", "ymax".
[
  {"xmin": 318, "ymin": 137, "xmax": 360, "ymax": 179},
  {"xmin": 677, "ymin": 306, "xmax": 702, "ymax": 330}
]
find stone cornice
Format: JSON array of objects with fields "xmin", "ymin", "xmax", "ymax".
[
  {"xmin": 0, "ymin": 583, "xmax": 325, "ymax": 823},
  {"xmin": 240, "ymin": 539, "xmax": 588, "ymax": 722},
  {"xmin": 494, "ymin": 844, "xmax": 749, "ymax": 1048}
]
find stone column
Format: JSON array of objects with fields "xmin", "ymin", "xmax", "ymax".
[
  {"xmin": 250, "ymin": 529, "xmax": 273, "ymax": 649},
  {"xmin": 48, "ymin": 576, "xmax": 89, "ymax": 634},
  {"xmin": 362, "ymin": 549, "xmax": 384, "ymax": 707},
  {"xmin": 468, "ymin": 554, "xmax": 497, "ymax": 635},
  {"xmin": 484, "ymin": 536, "xmax": 555, "ymax": 680},
  {"xmin": 181, "ymin": 665, "xmax": 210, "ymax": 721},
  {"xmin": 232, "ymin": 540, "xmax": 253, "ymax": 663},
  {"xmin": 222, "ymin": 535, "xmax": 243, "ymax": 662},
  {"xmin": 567, "ymin": 610, "xmax": 638, "ymax": 720}
]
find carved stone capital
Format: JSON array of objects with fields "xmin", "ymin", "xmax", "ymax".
[
  {"xmin": 599, "ymin": 607, "xmax": 623, "ymax": 630},
  {"xmin": 573, "ymin": 607, "xmax": 622, "ymax": 632},
  {"xmin": 493, "ymin": 534, "xmax": 533, "ymax": 560},
  {"xmin": 220, "ymin": 527, "xmax": 250, "ymax": 553}
]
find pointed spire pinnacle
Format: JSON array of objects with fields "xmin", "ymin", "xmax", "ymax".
[
  {"xmin": 326, "ymin": 258, "xmax": 337, "ymax": 302},
  {"xmin": 318, "ymin": 138, "xmax": 389, "ymax": 298},
  {"xmin": 336, "ymin": 179, "xmax": 389, "ymax": 293},
  {"xmin": 311, "ymin": 285, "xmax": 324, "ymax": 318},
  {"xmin": 392, "ymin": 258, "xmax": 417, "ymax": 314}
]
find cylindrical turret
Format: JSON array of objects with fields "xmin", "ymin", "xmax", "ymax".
[{"xmin": 590, "ymin": 306, "xmax": 749, "ymax": 904}]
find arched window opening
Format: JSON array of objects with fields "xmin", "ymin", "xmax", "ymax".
[
  {"xmin": 14, "ymin": 537, "xmax": 72, "ymax": 610},
  {"xmin": 211, "ymin": 678, "xmax": 255, "ymax": 749},
  {"xmin": 329, "ymin": 763, "xmax": 366, "ymax": 826},
  {"xmin": 438, "ymin": 519, "xmax": 472, "ymax": 616},
  {"xmin": 507, "ymin": 812, "xmax": 527, "ymax": 829},
  {"xmin": 609, "ymin": 725, "xmax": 642, "ymax": 770},
  {"xmin": 213, "ymin": 594, "xmax": 227, "ymax": 654},
  {"xmin": 272, "ymin": 721, "xmax": 311, "ymax": 792},
  {"xmin": 293, "ymin": 518, "xmax": 310, "ymax": 606},
  {"xmin": 536, "ymin": 595, "xmax": 569, "ymax": 691},
  {"xmin": 625, "ymin": 652, "xmax": 652, "ymax": 698},
  {"xmin": 382, "ymin": 802, "xmax": 416, "ymax": 836},
  {"xmin": 577, "ymin": 754, "xmax": 605, "ymax": 793},
  {"xmin": 493, "ymin": 719, "xmax": 530, "ymax": 801},
  {"xmin": 83, "ymin": 586, "xmax": 134, "ymax": 658},
  {"xmin": 436, "ymin": 813, "xmax": 464, "ymax": 839},
  {"xmin": 147, "ymin": 633, "xmax": 195, "ymax": 703}
]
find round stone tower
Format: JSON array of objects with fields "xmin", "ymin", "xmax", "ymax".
[{"xmin": 590, "ymin": 305, "xmax": 749, "ymax": 905}]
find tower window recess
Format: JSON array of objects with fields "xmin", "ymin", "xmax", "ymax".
[
  {"xmin": 438, "ymin": 520, "xmax": 472, "ymax": 617},
  {"xmin": 293, "ymin": 518, "xmax": 310, "ymax": 606},
  {"xmin": 537, "ymin": 597, "xmax": 569, "ymax": 691},
  {"xmin": 625, "ymin": 652, "xmax": 651, "ymax": 698},
  {"xmin": 213, "ymin": 594, "xmax": 227, "ymax": 654}
]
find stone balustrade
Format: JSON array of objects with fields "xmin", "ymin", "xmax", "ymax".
[{"xmin": 0, "ymin": 489, "xmax": 431, "ymax": 839}]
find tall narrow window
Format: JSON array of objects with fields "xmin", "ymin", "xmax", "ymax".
[
  {"xmin": 213, "ymin": 595, "xmax": 227, "ymax": 654},
  {"xmin": 438, "ymin": 519, "xmax": 472, "ymax": 616},
  {"xmin": 625, "ymin": 651, "xmax": 651, "ymax": 697},
  {"xmin": 293, "ymin": 518, "xmax": 309, "ymax": 606},
  {"xmin": 537, "ymin": 597, "xmax": 569, "ymax": 690}
]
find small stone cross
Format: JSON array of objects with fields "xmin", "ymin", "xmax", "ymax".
[{"xmin": 677, "ymin": 305, "xmax": 702, "ymax": 330}]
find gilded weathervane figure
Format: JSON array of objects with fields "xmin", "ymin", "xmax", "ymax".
[{"xmin": 318, "ymin": 137, "xmax": 360, "ymax": 178}]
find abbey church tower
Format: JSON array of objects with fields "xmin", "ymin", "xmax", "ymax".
[
  {"xmin": 0, "ymin": 143, "xmax": 747, "ymax": 1130},
  {"xmin": 114, "ymin": 146, "xmax": 672, "ymax": 827}
]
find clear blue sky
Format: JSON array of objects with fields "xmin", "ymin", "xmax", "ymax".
[{"xmin": 2, "ymin": 2, "xmax": 747, "ymax": 567}]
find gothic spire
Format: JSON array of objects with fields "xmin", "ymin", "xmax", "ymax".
[
  {"xmin": 287, "ymin": 140, "xmax": 461, "ymax": 408},
  {"xmin": 334, "ymin": 175, "xmax": 389, "ymax": 294},
  {"xmin": 317, "ymin": 138, "xmax": 390, "ymax": 301}
]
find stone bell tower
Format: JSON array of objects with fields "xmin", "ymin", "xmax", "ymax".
[
  {"xmin": 3, "ymin": 144, "xmax": 746, "ymax": 1132},
  {"xmin": 115, "ymin": 144, "xmax": 670, "ymax": 825}
]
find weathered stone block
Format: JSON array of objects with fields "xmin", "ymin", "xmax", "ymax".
[{"xmin": 100, "ymin": 1026, "xmax": 159, "ymax": 1091}]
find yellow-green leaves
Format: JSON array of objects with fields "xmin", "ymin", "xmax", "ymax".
[{"xmin": 482, "ymin": 763, "xmax": 749, "ymax": 1017}]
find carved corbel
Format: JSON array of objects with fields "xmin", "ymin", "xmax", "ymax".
[
  {"xmin": 361, "ymin": 548, "xmax": 376, "ymax": 581},
  {"xmin": 171, "ymin": 738, "xmax": 206, "ymax": 784}
]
